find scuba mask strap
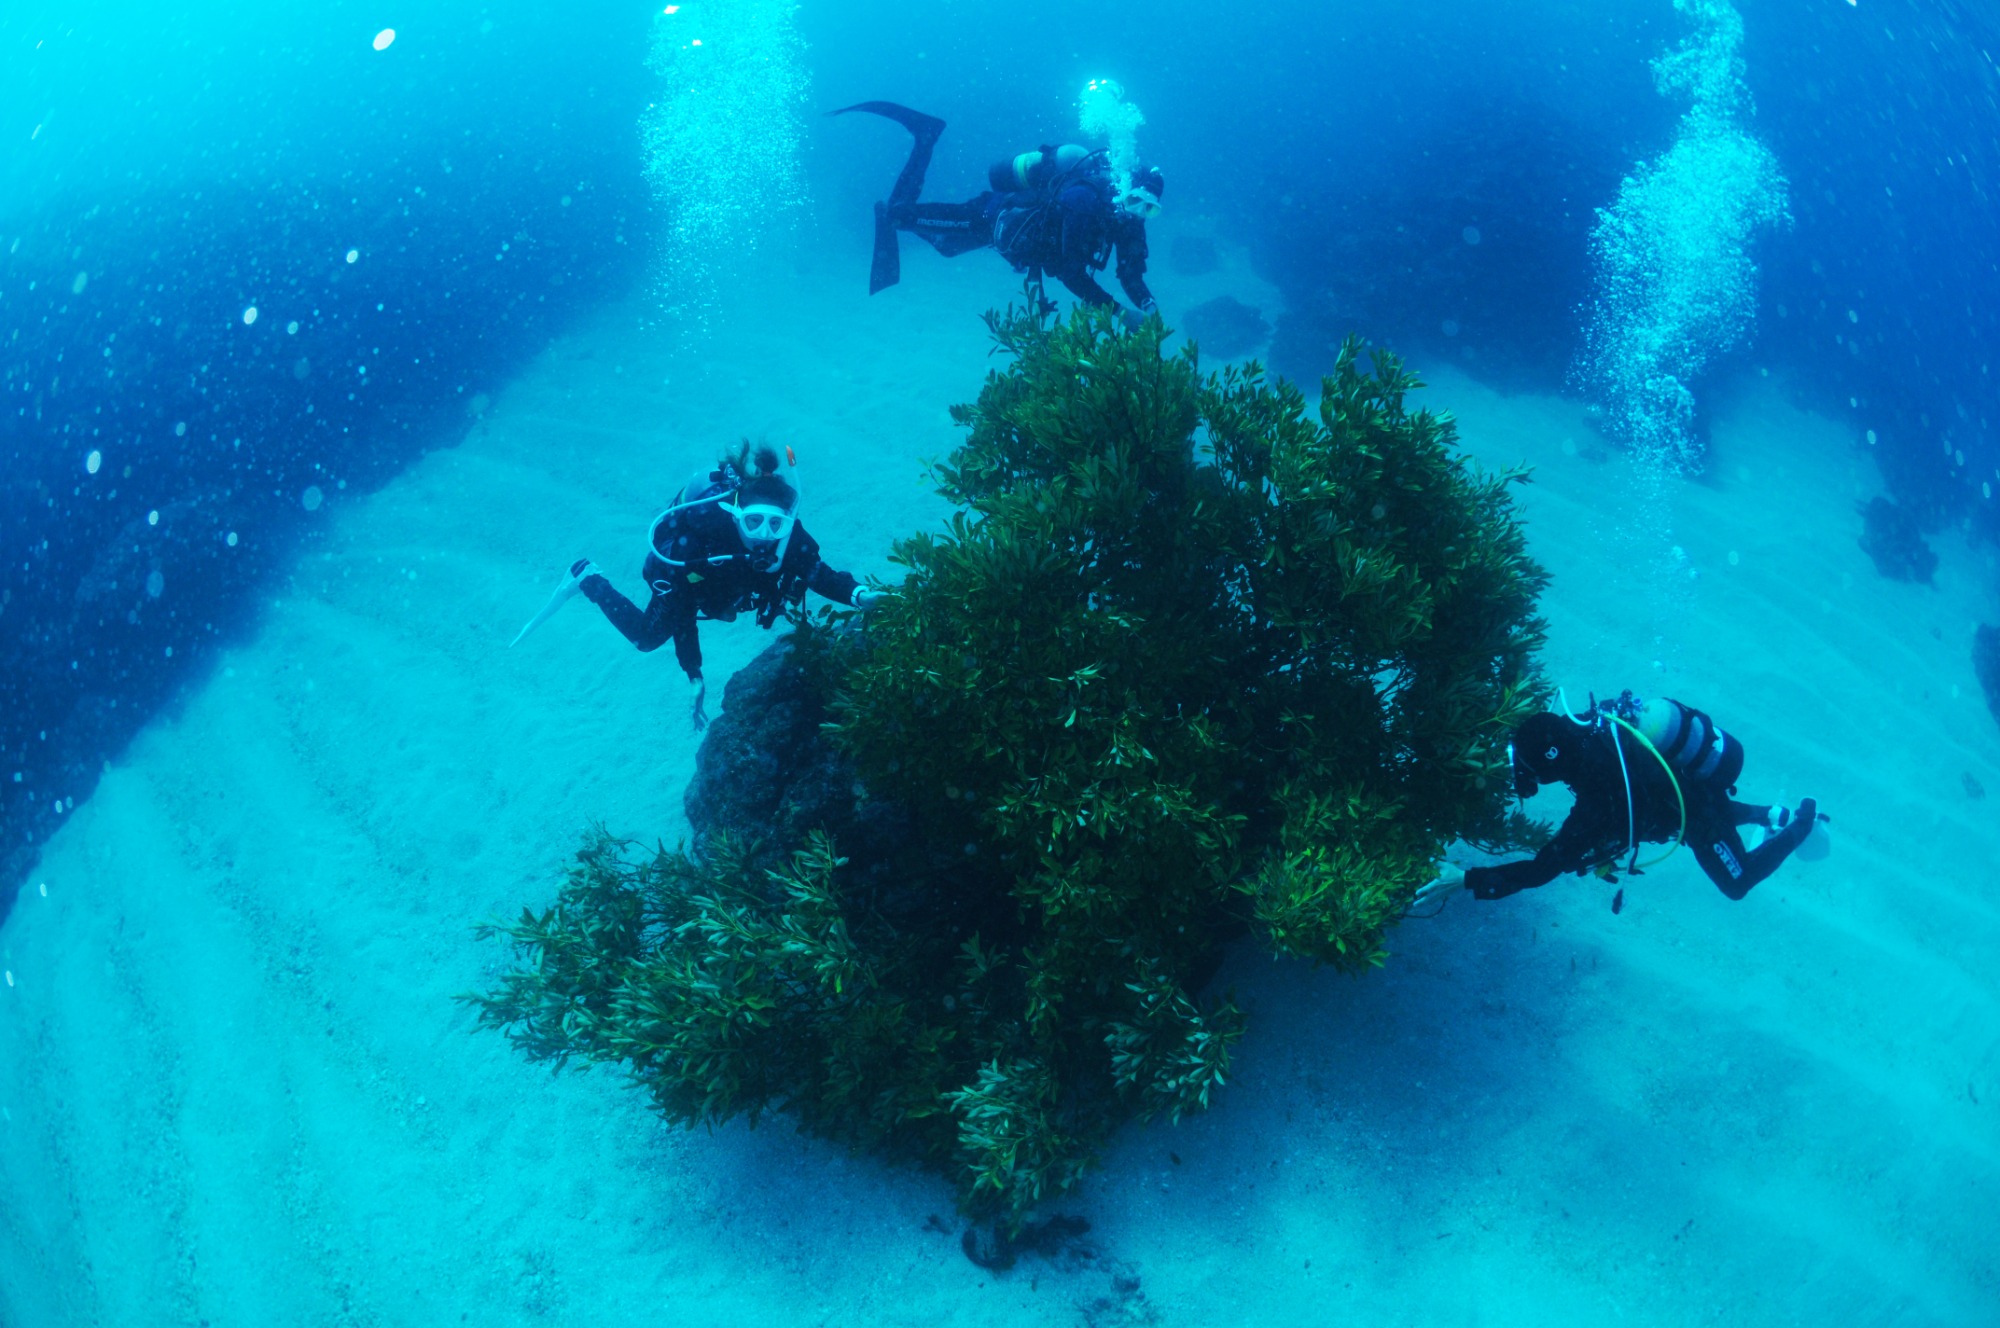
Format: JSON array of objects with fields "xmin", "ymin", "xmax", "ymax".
[{"xmin": 770, "ymin": 445, "xmax": 801, "ymax": 569}]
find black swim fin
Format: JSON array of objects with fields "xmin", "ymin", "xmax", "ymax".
[
  {"xmin": 870, "ymin": 201, "xmax": 900, "ymax": 294},
  {"xmin": 829, "ymin": 101, "xmax": 946, "ymax": 144},
  {"xmin": 834, "ymin": 101, "xmax": 948, "ymax": 294}
]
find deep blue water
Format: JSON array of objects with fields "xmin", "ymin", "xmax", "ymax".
[
  {"xmin": 5, "ymin": 0, "xmax": 2000, "ymax": 918},
  {"xmin": 2, "ymin": 3, "xmax": 652, "ymax": 905}
]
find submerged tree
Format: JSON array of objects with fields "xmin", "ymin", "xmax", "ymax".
[{"xmin": 469, "ymin": 305, "xmax": 1548, "ymax": 1222}]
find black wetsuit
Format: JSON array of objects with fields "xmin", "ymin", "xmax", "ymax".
[
  {"xmin": 838, "ymin": 102, "xmax": 1155, "ymax": 310},
  {"xmin": 579, "ymin": 472, "xmax": 859, "ymax": 679},
  {"xmin": 1466, "ymin": 720, "xmax": 1814, "ymax": 902}
]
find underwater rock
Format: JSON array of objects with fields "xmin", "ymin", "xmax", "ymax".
[
  {"xmin": 1856, "ymin": 497, "xmax": 1938, "ymax": 584},
  {"xmin": 684, "ymin": 636, "xmax": 990, "ymax": 942},
  {"xmin": 1975, "ymin": 624, "xmax": 2000, "ymax": 733},
  {"xmin": 685, "ymin": 637, "xmax": 844, "ymax": 859},
  {"xmin": 1180, "ymin": 295, "xmax": 1271, "ymax": 360},
  {"xmin": 1168, "ymin": 235, "xmax": 1220, "ymax": 276},
  {"xmin": 686, "ymin": 638, "xmax": 914, "ymax": 880}
]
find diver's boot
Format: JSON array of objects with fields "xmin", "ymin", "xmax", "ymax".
[{"xmin": 1775, "ymin": 798, "xmax": 1819, "ymax": 852}]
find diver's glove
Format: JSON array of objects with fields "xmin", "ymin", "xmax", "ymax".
[
  {"xmin": 689, "ymin": 672, "xmax": 708, "ymax": 732},
  {"xmin": 853, "ymin": 587, "xmax": 888, "ymax": 610},
  {"xmin": 1413, "ymin": 864, "xmax": 1467, "ymax": 909}
]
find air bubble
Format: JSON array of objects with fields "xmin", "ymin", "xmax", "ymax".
[
  {"xmin": 643, "ymin": 4, "xmax": 808, "ymax": 312},
  {"xmin": 302, "ymin": 486, "xmax": 324, "ymax": 511},
  {"xmin": 85, "ymin": 450, "xmax": 101, "ymax": 474},
  {"xmin": 373, "ymin": 29, "xmax": 396, "ymax": 51},
  {"xmin": 243, "ymin": 306, "xmax": 259, "ymax": 325},
  {"xmin": 1578, "ymin": 4, "xmax": 1786, "ymax": 465}
]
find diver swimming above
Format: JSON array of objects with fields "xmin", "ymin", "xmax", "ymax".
[
  {"xmin": 512, "ymin": 443, "xmax": 882, "ymax": 730},
  {"xmin": 833, "ymin": 100, "xmax": 1162, "ymax": 325},
  {"xmin": 1416, "ymin": 691, "xmax": 1828, "ymax": 908}
]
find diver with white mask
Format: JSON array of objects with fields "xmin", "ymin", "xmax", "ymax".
[{"xmin": 515, "ymin": 442, "xmax": 880, "ymax": 730}]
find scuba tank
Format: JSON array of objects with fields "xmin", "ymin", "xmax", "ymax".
[
  {"xmin": 648, "ymin": 467, "xmax": 735, "ymax": 568},
  {"xmin": 988, "ymin": 143, "xmax": 1097, "ymax": 194},
  {"xmin": 1629, "ymin": 694, "xmax": 1743, "ymax": 792}
]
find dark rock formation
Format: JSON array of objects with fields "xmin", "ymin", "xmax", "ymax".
[
  {"xmin": 684, "ymin": 636, "xmax": 1010, "ymax": 948},
  {"xmin": 1975, "ymin": 624, "xmax": 2000, "ymax": 733},
  {"xmin": 1857, "ymin": 497, "xmax": 1938, "ymax": 584},
  {"xmin": 686, "ymin": 636, "xmax": 899, "ymax": 872},
  {"xmin": 1180, "ymin": 295, "xmax": 1270, "ymax": 360}
]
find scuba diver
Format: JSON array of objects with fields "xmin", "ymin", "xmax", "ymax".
[
  {"xmin": 833, "ymin": 101, "xmax": 1162, "ymax": 324},
  {"xmin": 511, "ymin": 443, "xmax": 880, "ymax": 730},
  {"xmin": 1415, "ymin": 692, "xmax": 1828, "ymax": 908}
]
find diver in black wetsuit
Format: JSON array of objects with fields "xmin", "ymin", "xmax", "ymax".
[
  {"xmin": 514, "ymin": 444, "xmax": 878, "ymax": 730},
  {"xmin": 1415, "ymin": 693, "xmax": 1826, "ymax": 908},
  {"xmin": 833, "ymin": 101, "xmax": 1161, "ymax": 324}
]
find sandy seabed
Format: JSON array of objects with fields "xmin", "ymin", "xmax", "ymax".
[{"xmin": 3, "ymin": 245, "xmax": 1997, "ymax": 1327}]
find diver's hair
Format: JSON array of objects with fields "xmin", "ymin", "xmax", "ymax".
[
  {"xmin": 721, "ymin": 439, "xmax": 795, "ymax": 509},
  {"xmin": 718, "ymin": 439, "xmax": 784, "ymax": 480}
]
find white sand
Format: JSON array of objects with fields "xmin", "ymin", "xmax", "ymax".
[{"xmin": 3, "ymin": 252, "xmax": 1996, "ymax": 1327}]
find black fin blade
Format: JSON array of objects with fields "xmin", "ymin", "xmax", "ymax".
[{"xmin": 869, "ymin": 201, "xmax": 901, "ymax": 294}]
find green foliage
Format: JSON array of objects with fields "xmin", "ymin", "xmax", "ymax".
[{"xmin": 471, "ymin": 305, "xmax": 1547, "ymax": 1223}]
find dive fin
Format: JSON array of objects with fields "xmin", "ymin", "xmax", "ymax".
[
  {"xmin": 833, "ymin": 102, "xmax": 946, "ymax": 293},
  {"xmin": 828, "ymin": 101, "xmax": 947, "ymax": 143},
  {"xmin": 870, "ymin": 201, "xmax": 901, "ymax": 294},
  {"xmin": 510, "ymin": 560, "xmax": 597, "ymax": 648}
]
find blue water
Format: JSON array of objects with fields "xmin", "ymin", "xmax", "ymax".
[
  {"xmin": 2, "ymin": 3, "xmax": 651, "ymax": 898},
  {"xmin": 3, "ymin": 1, "xmax": 1997, "ymax": 1321}
]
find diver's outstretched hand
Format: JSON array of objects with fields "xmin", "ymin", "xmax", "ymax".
[
  {"xmin": 1414, "ymin": 864, "xmax": 1467, "ymax": 909},
  {"xmin": 854, "ymin": 587, "xmax": 889, "ymax": 610},
  {"xmin": 689, "ymin": 673, "xmax": 708, "ymax": 732}
]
